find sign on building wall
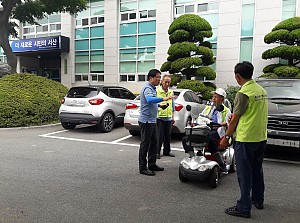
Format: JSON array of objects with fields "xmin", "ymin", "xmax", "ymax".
[{"xmin": 11, "ymin": 36, "xmax": 69, "ymax": 53}]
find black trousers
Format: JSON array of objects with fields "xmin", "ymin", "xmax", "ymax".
[
  {"xmin": 157, "ymin": 119, "xmax": 172, "ymax": 155},
  {"xmin": 138, "ymin": 122, "xmax": 157, "ymax": 171},
  {"xmin": 235, "ymin": 140, "xmax": 266, "ymax": 214}
]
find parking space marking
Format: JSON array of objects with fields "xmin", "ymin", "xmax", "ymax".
[
  {"xmin": 111, "ymin": 135, "xmax": 133, "ymax": 143},
  {"xmin": 39, "ymin": 131, "xmax": 185, "ymax": 152},
  {"xmin": 41, "ymin": 130, "xmax": 68, "ymax": 136}
]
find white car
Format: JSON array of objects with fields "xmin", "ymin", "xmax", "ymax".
[
  {"xmin": 124, "ymin": 89, "xmax": 206, "ymax": 136},
  {"xmin": 59, "ymin": 86, "xmax": 136, "ymax": 132}
]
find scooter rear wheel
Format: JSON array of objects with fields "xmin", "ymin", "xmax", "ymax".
[{"xmin": 209, "ymin": 166, "xmax": 219, "ymax": 188}]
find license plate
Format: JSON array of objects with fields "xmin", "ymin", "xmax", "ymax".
[{"xmin": 267, "ymin": 138, "xmax": 300, "ymax": 148}]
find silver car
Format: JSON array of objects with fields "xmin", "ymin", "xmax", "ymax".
[
  {"xmin": 124, "ymin": 89, "xmax": 206, "ymax": 136},
  {"xmin": 59, "ymin": 86, "xmax": 136, "ymax": 132}
]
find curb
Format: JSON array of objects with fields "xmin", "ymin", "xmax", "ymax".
[{"xmin": 0, "ymin": 123, "xmax": 60, "ymax": 130}]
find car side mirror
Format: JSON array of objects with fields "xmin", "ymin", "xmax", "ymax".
[{"xmin": 186, "ymin": 105, "xmax": 191, "ymax": 111}]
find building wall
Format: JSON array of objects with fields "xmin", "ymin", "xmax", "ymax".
[{"xmin": 14, "ymin": 0, "xmax": 300, "ymax": 92}]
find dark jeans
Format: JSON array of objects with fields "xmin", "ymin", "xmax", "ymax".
[
  {"xmin": 139, "ymin": 122, "xmax": 157, "ymax": 171},
  {"xmin": 235, "ymin": 140, "xmax": 266, "ymax": 214},
  {"xmin": 207, "ymin": 130, "xmax": 220, "ymax": 155},
  {"xmin": 157, "ymin": 119, "xmax": 172, "ymax": 155},
  {"xmin": 182, "ymin": 129, "xmax": 220, "ymax": 155}
]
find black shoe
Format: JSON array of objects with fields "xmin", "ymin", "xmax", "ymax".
[
  {"xmin": 149, "ymin": 164, "xmax": 164, "ymax": 171},
  {"xmin": 225, "ymin": 206, "xmax": 250, "ymax": 218},
  {"xmin": 220, "ymin": 165, "xmax": 228, "ymax": 174},
  {"xmin": 156, "ymin": 154, "xmax": 161, "ymax": 159},
  {"xmin": 139, "ymin": 169, "xmax": 155, "ymax": 176},
  {"xmin": 252, "ymin": 202, "xmax": 264, "ymax": 210},
  {"xmin": 163, "ymin": 152, "xmax": 175, "ymax": 157}
]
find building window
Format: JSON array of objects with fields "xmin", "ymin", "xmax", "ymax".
[
  {"xmin": 282, "ymin": 0, "xmax": 296, "ymax": 20},
  {"xmin": 75, "ymin": 24, "xmax": 105, "ymax": 81},
  {"xmin": 174, "ymin": 0, "xmax": 194, "ymax": 3},
  {"xmin": 23, "ymin": 13, "xmax": 61, "ymax": 38},
  {"xmin": 138, "ymin": 74, "xmax": 146, "ymax": 82},
  {"xmin": 240, "ymin": 38, "xmax": 253, "ymax": 62},
  {"xmin": 76, "ymin": 0, "xmax": 105, "ymax": 27},
  {"xmin": 185, "ymin": 5, "xmax": 195, "ymax": 13},
  {"xmin": 120, "ymin": 75, "xmax": 128, "ymax": 82},
  {"xmin": 91, "ymin": 74, "xmax": 104, "ymax": 82},
  {"xmin": 119, "ymin": 1, "xmax": 156, "ymax": 82},
  {"xmin": 241, "ymin": 4, "xmax": 255, "ymax": 36},
  {"xmin": 120, "ymin": 74, "xmax": 136, "ymax": 82},
  {"xmin": 198, "ymin": 3, "xmax": 208, "ymax": 12},
  {"xmin": 201, "ymin": 13, "xmax": 218, "ymax": 42},
  {"xmin": 82, "ymin": 18, "xmax": 89, "ymax": 26}
]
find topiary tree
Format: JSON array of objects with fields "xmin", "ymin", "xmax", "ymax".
[
  {"xmin": 261, "ymin": 17, "xmax": 300, "ymax": 78},
  {"xmin": 161, "ymin": 14, "xmax": 216, "ymax": 97},
  {"xmin": 176, "ymin": 80, "xmax": 216, "ymax": 100},
  {"xmin": 0, "ymin": 73, "xmax": 68, "ymax": 127},
  {"xmin": 161, "ymin": 14, "xmax": 215, "ymax": 80}
]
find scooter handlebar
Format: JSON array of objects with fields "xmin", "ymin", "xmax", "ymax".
[{"xmin": 207, "ymin": 122, "xmax": 222, "ymax": 128}]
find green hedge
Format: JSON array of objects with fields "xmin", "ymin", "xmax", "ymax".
[{"xmin": 0, "ymin": 73, "xmax": 68, "ymax": 127}]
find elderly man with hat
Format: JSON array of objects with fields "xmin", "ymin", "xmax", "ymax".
[{"xmin": 182, "ymin": 88, "xmax": 231, "ymax": 173}]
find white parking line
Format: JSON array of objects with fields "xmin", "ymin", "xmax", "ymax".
[
  {"xmin": 111, "ymin": 135, "xmax": 133, "ymax": 143},
  {"xmin": 40, "ymin": 130, "xmax": 68, "ymax": 136},
  {"xmin": 39, "ymin": 131, "xmax": 185, "ymax": 151}
]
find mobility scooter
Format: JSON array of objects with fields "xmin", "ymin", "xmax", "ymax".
[{"xmin": 179, "ymin": 105, "xmax": 236, "ymax": 188}]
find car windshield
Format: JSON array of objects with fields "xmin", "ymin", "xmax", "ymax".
[
  {"xmin": 67, "ymin": 87, "xmax": 98, "ymax": 98},
  {"xmin": 258, "ymin": 80, "xmax": 300, "ymax": 100}
]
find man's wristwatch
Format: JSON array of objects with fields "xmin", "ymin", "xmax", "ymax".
[{"xmin": 225, "ymin": 135, "xmax": 230, "ymax": 140}]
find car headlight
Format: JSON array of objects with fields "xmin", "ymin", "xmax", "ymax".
[
  {"xmin": 182, "ymin": 162, "xmax": 190, "ymax": 169},
  {"xmin": 198, "ymin": 165, "xmax": 208, "ymax": 172}
]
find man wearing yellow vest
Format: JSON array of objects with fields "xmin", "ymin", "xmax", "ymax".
[
  {"xmin": 156, "ymin": 74, "xmax": 175, "ymax": 159},
  {"xmin": 220, "ymin": 61, "xmax": 268, "ymax": 218}
]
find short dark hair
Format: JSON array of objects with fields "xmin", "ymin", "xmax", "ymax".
[
  {"xmin": 234, "ymin": 61, "xmax": 254, "ymax": 79},
  {"xmin": 147, "ymin": 69, "xmax": 161, "ymax": 80}
]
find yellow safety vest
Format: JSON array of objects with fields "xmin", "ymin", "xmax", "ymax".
[
  {"xmin": 236, "ymin": 80, "xmax": 268, "ymax": 142},
  {"xmin": 156, "ymin": 86, "xmax": 173, "ymax": 118},
  {"xmin": 202, "ymin": 104, "xmax": 230, "ymax": 123}
]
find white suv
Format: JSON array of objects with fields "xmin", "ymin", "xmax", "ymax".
[{"xmin": 59, "ymin": 86, "xmax": 136, "ymax": 132}]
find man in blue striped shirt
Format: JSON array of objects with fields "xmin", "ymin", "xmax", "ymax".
[{"xmin": 138, "ymin": 69, "xmax": 173, "ymax": 176}]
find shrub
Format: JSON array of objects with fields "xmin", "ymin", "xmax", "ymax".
[
  {"xmin": 177, "ymin": 80, "xmax": 214, "ymax": 100},
  {"xmin": 273, "ymin": 65, "xmax": 299, "ymax": 77},
  {"xmin": 0, "ymin": 73, "xmax": 68, "ymax": 127},
  {"xmin": 225, "ymin": 85, "xmax": 240, "ymax": 108},
  {"xmin": 170, "ymin": 74, "xmax": 182, "ymax": 87},
  {"xmin": 259, "ymin": 73, "xmax": 278, "ymax": 78}
]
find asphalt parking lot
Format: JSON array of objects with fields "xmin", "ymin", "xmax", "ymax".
[{"xmin": 0, "ymin": 124, "xmax": 299, "ymax": 223}]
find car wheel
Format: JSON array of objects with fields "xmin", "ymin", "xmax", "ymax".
[
  {"xmin": 129, "ymin": 130, "xmax": 140, "ymax": 136},
  {"xmin": 98, "ymin": 112, "xmax": 114, "ymax": 133},
  {"xmin": 229, "ymin": 154, "xmax": 236, "ymax": 173},
  {"xmin": 209, "ymin": 166, "xmax": 219, "ymax": 188},
  {"xmin": 179, "ymin": 166, "xmax": 188, "ymax": 182},
  {"xmin": 61, "ymin": 122, "xmax": 76, "ymax": 130}
]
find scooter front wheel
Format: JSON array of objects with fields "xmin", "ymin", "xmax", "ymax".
[
  {"xmin": 209, "ymin": 166, "xmax": 219, "ymax": 188},
  {"xmin": 179, "ymin": 167, "xmax": 188, "ymax": 182}
]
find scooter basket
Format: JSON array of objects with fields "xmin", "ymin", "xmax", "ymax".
[{"xmin": 185, "ymin": 126, "xmax": 210, "ymax": 144}]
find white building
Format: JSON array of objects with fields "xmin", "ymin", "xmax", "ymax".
[{"xmin": 6, "ymin": 0, "xmax": 300, "ymax": 92}]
